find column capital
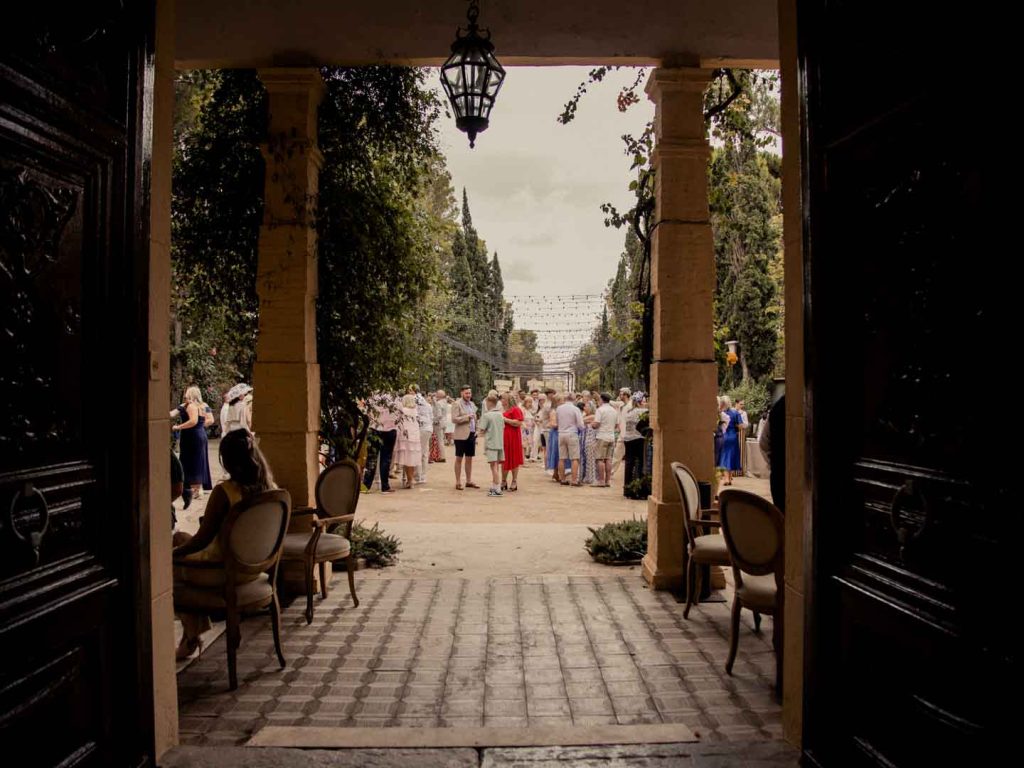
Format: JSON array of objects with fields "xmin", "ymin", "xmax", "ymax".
[
  {"xmin": 258, "ymin": 67, "xmax": 325, "ymax": 100},
  {"xmin": 645, "ymin": 67, "xmax": 714, "ymax": 99}
]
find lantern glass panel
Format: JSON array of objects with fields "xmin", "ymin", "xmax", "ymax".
[{"xmin": 470, "ymin": 63, "xmax": 487, "ymax": 91}]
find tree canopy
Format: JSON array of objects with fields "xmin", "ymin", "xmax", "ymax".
[
  {"xmin": 171, "ymin": 66, "xmax": 515, "ymax": 449},
  {"xmin": 560, "ymin": 67, "xmax": 784, "ymax": 402}
]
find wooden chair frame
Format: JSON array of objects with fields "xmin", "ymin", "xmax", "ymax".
[{"xmin": 173, "ymin": 488, "xmax": 292, "ymax": 690}]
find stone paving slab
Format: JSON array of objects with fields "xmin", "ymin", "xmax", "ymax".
[
  {"xmin": 249, "ymin": 723, "xmax": 694, "ymax": 748},
  {"xmin": 160, "ymin": 743, "xmax": 799, "ymax": 768},
  {"xmin": 161, "ymin": 746, "xmax": 479, "ymax": 767},
  {"xmin": 177, "ymin": 576, "xmax": 780, "ymax": 747},
  {"xmin": 480, "ymin": 741, "xmax": 799, "ymax": 767}
]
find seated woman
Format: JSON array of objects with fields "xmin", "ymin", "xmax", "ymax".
[{"xmin": 172, "ymin": 429, "xmax": 276, "ymax": 660}]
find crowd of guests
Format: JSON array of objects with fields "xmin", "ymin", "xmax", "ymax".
[
  {"xmin": 360, "ymin": 384, "xmax": 651, "ymax": 498},
  {"xmin": 169, "ymin": 382, "xmax": 255, "ymax": 504}
]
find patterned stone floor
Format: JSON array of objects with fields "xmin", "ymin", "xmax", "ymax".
[{"xmin": 177, "ymin": 575, "xmax": 780, "ymax": 747}]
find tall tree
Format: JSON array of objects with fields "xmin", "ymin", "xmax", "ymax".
[
  {"xmin": 171, "ymin": 69, "xmax": 266, "ymax": 406},
  {"xmin": 316, "ymin": 65, "xmax": 447, "ymax": 450}
]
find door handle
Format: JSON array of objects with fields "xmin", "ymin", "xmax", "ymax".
[
  {"xmin": 889, "ymin": 478, "xmax": 929, "ymax": 562},
  {"xmin": 8, "ymin": 482, "xmax": 50, "ymax": 566}
]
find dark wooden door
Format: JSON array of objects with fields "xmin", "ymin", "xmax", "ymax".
[
  {"xmin": 0, "ymin": 4, "xmax": 154, "ymax": 766},
  {"xmin": 799, "ymin": 2, "xmax": 1012, "ymax": 765}
]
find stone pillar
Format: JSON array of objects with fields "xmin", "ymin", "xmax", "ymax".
[
  {"xmin": 149, "ymin": 0, "xmax": 178, "ymax": 756},
  {"xmin": 253, "ymin": 69, "xmax": 323, "ymax": 508},
  {"xmin": 778, "ymin": 0, "xmax": 806, "ymax": 746},
  {"xmin": 642, "ymin": 68, "xmax": 717, "ymax": 591}
]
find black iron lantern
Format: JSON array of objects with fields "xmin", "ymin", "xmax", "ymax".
[{"xmin": 440, "ymin": 0, "xmax": 506, "ymax": 148}]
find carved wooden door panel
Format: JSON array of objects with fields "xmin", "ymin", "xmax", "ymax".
[
  {"xmin": 0, "ymin": 4, "xmax": 154, "ymax": 766},
  {"xmin": 799, "ymin": 2, "xmax": 1010, "ymax": 765}
]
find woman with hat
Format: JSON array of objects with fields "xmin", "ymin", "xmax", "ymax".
[{"xmin": 223, "ymin": 382, "xmax": 253, "ymax": 434}]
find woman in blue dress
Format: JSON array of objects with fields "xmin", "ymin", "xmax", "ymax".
[
  {"xmin": 172, "ymin": 386, "xmax": 213, "ymax": 499},
  {"xmin": 717, "ymin": 395, "xmax": 742, "ymax": 485},
  {"xmin": 545, "ymin": 394, "xmax": 561, "ymax": 481}
]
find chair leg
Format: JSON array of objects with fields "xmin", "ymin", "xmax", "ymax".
[
  {"xmin": 683, "ymin": 556, "xmax": 695, "ymax": 619},
  {"xmin": 753, "ymin": 611, "xmax": 762, "ymax": 633},
  {"xmin": 346, "ymin": 555, "xmax": 359, "ymax": 608},
  {"xmin": 319, "ymin": 561, "xmax": 329, "ymax": 600},
  {"xmin": 270, "ymin": 592, "xmax": 286, "ymax": 669},
  {"xmin": 226, "ymin": 608, "xmax": 240, "ymax": 691},
  {"xmin": 304, "ymin": 557, "xmax": 314, "ymax": 625},
  {"xmin": 725, "ymin": 596, "xmax": 742, "ymax": 675}
]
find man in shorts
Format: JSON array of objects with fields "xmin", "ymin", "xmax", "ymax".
[
  {"xmin": 450, "ymin": 385, "xmax": 479, "ymax": 490},
  {"xmin": 593, "ymin": 392, "xmax": 618, "ymax": 487},
  {"xmin": 556, "ymin": 393, "xmax": 585, "ymax": 485}
]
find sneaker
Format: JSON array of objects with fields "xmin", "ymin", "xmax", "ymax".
[{"xmin": 488, "ymin": 488, "xmax": 503, "ymax": 497}]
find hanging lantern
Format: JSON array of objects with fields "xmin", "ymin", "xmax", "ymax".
[{"xmin": 440, "ymin": 0, "xmax": 506, "ymax": 148}]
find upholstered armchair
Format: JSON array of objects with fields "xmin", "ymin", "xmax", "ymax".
[
  {"xmin": 280, "ymin": 458, "xmax": 361, "ymax": 624},
  {"xmin": 718, "ymin": 488, "xmax": 784, "ymax": 694},
  {"xmin": 172, "ymin": 489, "xmax": 292, "ymax": 691},
  {"xmin": 671, "ymin": 461, "xmax": 731, "ymax": 619}
]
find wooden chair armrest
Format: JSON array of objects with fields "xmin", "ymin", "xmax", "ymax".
[
  {"xmin": 699, "ymin": 507, "xmax": 720, "ymax": 519},
  {"xmin": 687, "ymin": 517, "xmax": 721, "ymax": 537},
  {"xmin": 312, "ymin": 513, "xmax": 355, "ymax": 529},
  {"xmin": 303, "ymin": 514, "xmax": 356, "ymax": 557},
  {"xmin": 288, "ymin": 506, "xmax": 318, "ymax": 533}
]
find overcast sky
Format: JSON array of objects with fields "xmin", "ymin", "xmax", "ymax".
[{"xmin": 431, "ymin": 66, "xmax": 654, "ymax": 361}]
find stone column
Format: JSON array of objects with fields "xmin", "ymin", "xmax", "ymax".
[
  {"xmin": 252, "ymin": 69, "xmax": 323, "ymax": 508},
  {"xmin": 642, "ymin": 68, "xmax": 717, "ymax": 591}
]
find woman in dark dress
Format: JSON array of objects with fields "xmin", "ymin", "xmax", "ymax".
[{"xmin": 172, "ymin": 386, "xmax": 213, "ymax": 499}]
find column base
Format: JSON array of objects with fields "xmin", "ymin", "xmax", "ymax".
[
  {"xmin": 642, "ymin": 496, "xmax": 685, "ymax": 592},
  {"xmin": 642, "ymin": 553, "xmax": 683, "ymax": 591}
]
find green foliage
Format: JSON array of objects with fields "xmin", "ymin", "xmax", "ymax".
[
  {"xmin": 584, "ymin": 517, "xmax": 647, "ymax": 564},
  {"xmin": 560, "ymin": 69, "xmax": 784, "ymax": 396},
  {"xmin": 170, "ymin": 70, "xmax": 266, "ymax": 404},
  {"xmin": 507, "ymin": 329, "xmax": 544, "ymax": 381},
  {"xmin": 316, "ymin": 66, "xmax": 448, "ymax": 452},
  {"xmin": 435, "ymin": 189, "xmax": 512, "ymax": 396},
  {"xmin": 710, "ymin": 142, "xmax": 782, "ymax": 387},
  {"xmin": 624, "ymin": 475, "xmax": 652, "ymax": 501},
  {"xmin": 724, "ymin": 379, "xmax": 771, "ymax": 421},
  {"xmin": 346, "ymin": 521, "xmax": 402, "ymax": 568}
]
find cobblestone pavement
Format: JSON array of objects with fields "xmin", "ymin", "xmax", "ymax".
[{"xmin": 177, "ymin": 575, "xmax": 780, "ymax": 747}]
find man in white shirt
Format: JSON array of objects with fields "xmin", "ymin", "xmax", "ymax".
[
  {"xmin": 593, "ymin": 392, "xmax": 618, "ymax": 487},
  {"xmin": 556, "ymin": 397, "xmax": 585, "ymax": 485}
]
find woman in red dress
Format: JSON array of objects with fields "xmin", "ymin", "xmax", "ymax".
[{"xmin": 500, "ymin": 391, "xmax": 525, "ymax": 491}]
